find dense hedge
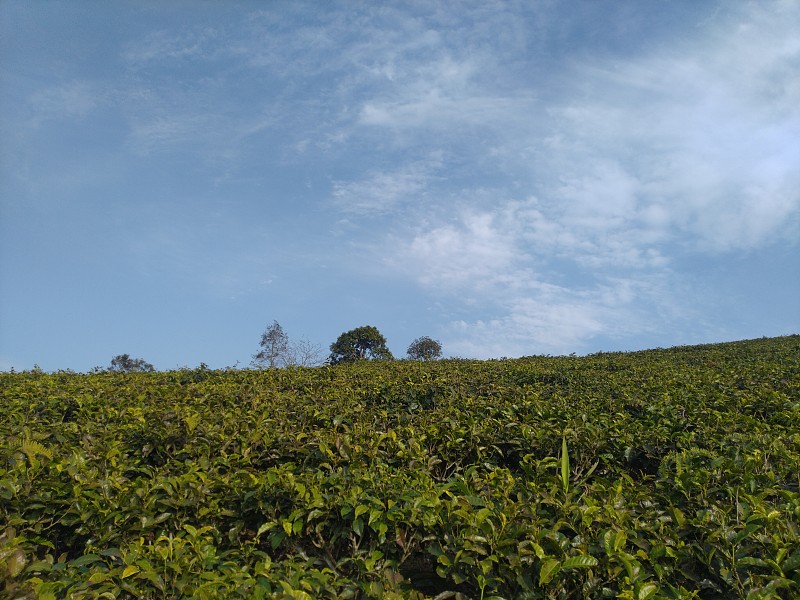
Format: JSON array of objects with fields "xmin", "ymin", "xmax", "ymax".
[{"xmin": 1, "ymin": 336, "xmax": 799, "ymax": 598}]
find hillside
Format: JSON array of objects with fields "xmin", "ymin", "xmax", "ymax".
[{"xmin": 2, "ymin": 336, "xmax": 799, "ymax": 598}]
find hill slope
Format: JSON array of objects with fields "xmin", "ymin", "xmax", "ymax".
[{"xmin": 2, "ymin": 336, "xmax": 799, "ymax": 598}]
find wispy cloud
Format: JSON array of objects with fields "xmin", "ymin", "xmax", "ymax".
[
  {"xmin": 368, "ymin": 2, "xmax": 799, "ymax": 356},
  {"xmin": 332, "ymin": 157, "xmax": 442, "ymax": 216},
  {"xmin": 126, "ymin": 112, "xmax": 235, "ymax": 157},
  {"xmin": 384, "ymin": 200, "xmax": 680, "ymax": 356},
  {"xmin": 445, "ymin": 272, "xmax": 676, "ymax": 358},
  {"xmin": 5, "ymin": 1, "xmax": 796, "ymax": 368},
  {"xmin": 537, "ymin": 3, "xmax": 800, "ymax": 253},
  {"xmin": 122, "ymin": 26, "xmax": 223, "ymax": 65}
]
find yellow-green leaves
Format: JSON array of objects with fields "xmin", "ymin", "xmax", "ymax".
[
  {"xmin": 10, "ymin": 437, "xmax": 53, "ymax": 470},
  {"xmin": 5, "ymin": 548, "xmax": 27, "ymax": 578},
  {"xmin": 121, "ymin": 564, "xmax": 139, "ymax": 578},
  {"xmin": 560, "ymin": 436, "xmax": 569, "ymax": 495},
  {"xmin": 538, "ymin": 557, "xmax": 561, "ymax": 585},
  {"xmin": 603, "ymin": 529, "xmax": 627, "ymax": 555},
  {"xmin": 0, "ymin": 335, "xmax": 798, "ymax": 598},
  {"xmin": 539, "ymin": 554, "xmax": 598, "ymax": 586}
]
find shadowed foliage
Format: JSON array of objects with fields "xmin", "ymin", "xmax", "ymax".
[
  {"xmin": 108, "ymin": 354, "xmax": 155, "ymax": 373},
  {"xmin": 407, "ymin": 336, "xmax": 443, "ymax": 361},
  {"xmin": 329, "ymin": 325, "xmax": 393, "ymax": 365}
]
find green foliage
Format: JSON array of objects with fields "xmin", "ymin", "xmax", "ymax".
[
  {"xmin": 1, "ymin": 335, "xmax": 799, "ymax": 598},
  {"xmin": 407, "ymin": 336, "xmax": 443, "ymax": 361},
  {"xmin": 329, "ymin": 325, "xmax": 393, "ymax": 364},
  {"xmin": 108, "ymin": 354, "xmax": 155, "ymax": 373}
]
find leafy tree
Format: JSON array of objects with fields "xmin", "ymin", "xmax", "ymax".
[
  {"xmin": 109, "ymin": 354, "xmax": 155, "ymax": 373},
  {"xmin": 252, "ymin": 321, "xmax": 290, "ymax": 369},
  {"xmin": 407, "ymin": 336, "xmax": 443, "ymax": 361},
  {"xmin": 329, "ymin": 325, "xmax": 393, "ymax": 365}
]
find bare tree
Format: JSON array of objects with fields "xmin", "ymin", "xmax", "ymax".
[
  {"xmin": 252, "ymin": 321, "xmax": 325, "ymax": 368},
  {"xmin": 285, "ymin": 337, "xmax": 325, "ymax": 367}
]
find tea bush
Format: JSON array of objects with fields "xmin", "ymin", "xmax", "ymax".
[{"xmin": 1, "ymin": 336, "xmax": 798, "ymax": 598}]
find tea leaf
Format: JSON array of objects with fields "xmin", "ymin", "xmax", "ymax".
[
  {"xmin": 539, "ymin": 558, "xmax": 561, "ymax": 585},
  {"xmin": 122, "ymin": 564, "xmax": 140, "ymax": 578},
  {"xmin": 561, "ymin": 555, "xmax": 598, "ymax": 570}
]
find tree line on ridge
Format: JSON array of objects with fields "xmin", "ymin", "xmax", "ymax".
[{"xmin": 108, "ymin": 322, "xmax": 442, "ymax": 372}]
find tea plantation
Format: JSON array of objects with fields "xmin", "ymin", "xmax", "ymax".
[{"xmin": 1, "ymin": 336, "xmax": 799, "ymax": 598}]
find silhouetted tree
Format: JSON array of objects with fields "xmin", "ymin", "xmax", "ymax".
[
  {"xmin": 109, "ymin": 354, "xmax": 155, "ymax": 373},
  {"xmin": 252, "ymin": 321, "xmax": 290, "ymax": 368},
  {"xmin": 329, "ymin": 325, "xmax": 393, "ymax": 365},
  {"xmin": 407, "ymin": 336, "xmax": 443, "ymax": 361}
]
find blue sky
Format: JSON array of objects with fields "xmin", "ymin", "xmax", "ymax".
[{"xmin": 1, "ymin": 1, "xmax": 798, "ymax": 371}]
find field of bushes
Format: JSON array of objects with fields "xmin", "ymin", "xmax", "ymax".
[{"xmin": 1, "ymin": 336, "xmax": 799, "ymax": 599}]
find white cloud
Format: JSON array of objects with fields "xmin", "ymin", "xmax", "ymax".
[
  {"xmin": 11, "ymin": 2, "xmax": 797, "ymax": 363},
  {"xmin": 448, "ymin": 301, "xmax": 602, "ymax": 358},
  {"xmin": 113, "ymin": 2, "xmax": 799, "ymax": 358},
  {"xmin": 332, "ymin": 157, "xmax": 441, "ymax": 215},
  {"xmin": 444, "ymin": 276, "xmax": 671, "ymax": 358},
  {"xmin": 354, "ymin": 41, "xmax": 537, "ymax": 135},
  {"xmin": 537, "ymin": 3, "xmax": 800, "ymax": 253},
  {"xmin": 390, "ymin": 207, "xmax": 526, "ymax": 291},
  {"xmin": 384, "ymin": 199, "xmax": 678, "ymax": 357}
]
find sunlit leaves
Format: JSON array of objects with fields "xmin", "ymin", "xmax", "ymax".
[{"xmin": 0, "ymin": 336, "xmax": 798, "ymax": 597}]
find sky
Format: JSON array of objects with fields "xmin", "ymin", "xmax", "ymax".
[{"xmin": 1, "ymin": 0, "xmax": 799, "ymax": 371}]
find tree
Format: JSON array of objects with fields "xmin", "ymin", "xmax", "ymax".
[
  {"xmin": 252, "ymin": 321, "xmax": 325, "ymax": 368},
  {"xmin": 252, "ymin": 321, "xmax": 290, "ymax": 369},
  {"xmin": 407, "ymin": 336, "xmax": 443, "ymax": 361},
  {"xmin": 285, "ymin": 336, "xmax": 325, "ymax": 368},
  {"xmin": 109, "ymin": 354, "xmax": 155, "ymax": 373},
  {"xmin": 329, "ymin": 325, "xmax": 393, "ymax": 365}
]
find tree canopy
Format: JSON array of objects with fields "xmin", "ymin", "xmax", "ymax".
[
  {"xmin": 407, "ymin": 336, "xmax": 443, "ymax": 361},
  {"xmin": 328, "ymin": 325, "xmax": 393, "ymax": 365},
  {"xmin": 109, "ymin": 354, "xmax": 155, "ymax": 373}
]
